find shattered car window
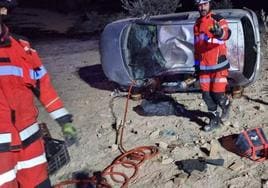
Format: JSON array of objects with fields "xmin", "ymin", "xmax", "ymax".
[{"xmin": 125, "ymin": 23, "xmax": 166, "ymax": 80}]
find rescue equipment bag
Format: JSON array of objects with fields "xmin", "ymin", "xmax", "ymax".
[{"xmin": 235, "ymin": 128, "xmax": 268, "ymax": 161}]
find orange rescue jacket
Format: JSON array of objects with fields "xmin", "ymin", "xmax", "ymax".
[
  {"xmin": 194, "ymin": 11, "xmax": 231, "ymax": 73},
  {"xmin": 0, "ymin": 37, "xmax": 69, "ymax": 151}
]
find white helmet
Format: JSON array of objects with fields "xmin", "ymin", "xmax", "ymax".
[{"xmin": 195, "ymin": 0, "xmax": 211, "ymax": 5}]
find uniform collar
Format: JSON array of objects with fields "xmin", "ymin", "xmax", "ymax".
[{"xmin": 200, "ymin": 11, "xmax": 213, "ymax": 21}]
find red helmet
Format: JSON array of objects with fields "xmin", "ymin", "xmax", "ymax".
[
  {"xmin": 195, "ymin": 0, "xmax": 211, "ymax": 5},
  {"xmin": 0, "ymin": 0, "xmax": 17, "ymax": 9}
]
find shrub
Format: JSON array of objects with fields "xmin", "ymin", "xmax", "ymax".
[
  {"xmin": 261, "ymin": 9, "xmax": 268, "ymax": 33},
  {"xmin": 67, "ymin": 11, "xmax": 126, "ymax": 36},
  {"xmin": 211, "ymin": 0, "xmax": 233, "ymax": 9},
  {"xmin": 121, "ymin": 0, "xmax": 182, "ymax": 17}
]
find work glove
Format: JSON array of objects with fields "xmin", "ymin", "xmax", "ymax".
[
  {"xmin": 62, "ymin": 123, "xmax": 78, "ymax": 147},
  {"xmin": 209, "ymin": 22, "xmax": 223, "ymax": 38}
]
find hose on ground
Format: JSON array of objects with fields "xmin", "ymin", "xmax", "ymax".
[{"xmin": 54, "ymin": 81, "xmax": 159, "ymax": 188}]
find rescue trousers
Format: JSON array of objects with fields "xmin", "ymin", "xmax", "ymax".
[
  {"xmin": 199, "ymin": 69, "xmax": 228, "ymax": 111},
  {"xmin": 0, "ymin": 138, "xmax": 51, "ymax": 188}
]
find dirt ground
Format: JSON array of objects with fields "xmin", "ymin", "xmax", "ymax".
[{"xmin": 10, "ymin": 8, "xmax": 268, "ymax": 188}]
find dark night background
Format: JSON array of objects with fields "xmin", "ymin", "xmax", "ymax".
[
  {"xmin": 6, "ymin": 0, "xmax": 268, "ymax": 40},
  {"xmin": 17, "ymin": 0, "xmax": 267, "ymax": 13}
]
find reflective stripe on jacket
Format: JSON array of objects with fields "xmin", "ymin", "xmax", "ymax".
[
  {"xmin": 0, "ymin": 152, "xmax": 47, "ymax": 186},
  {"xmin": 0, "ymin": 37, "xmax": 69, "ymax": 151},
  {"xmin": 194, "ymin": 12, "xmax": 231, "ymax": 73},
  {"xmin": 0, "ymin": 139, "xmax": 49, "ymax": 187}
]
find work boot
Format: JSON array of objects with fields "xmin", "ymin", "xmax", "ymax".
[
  {"xmin": 220, "ymin": 98, "xmax": 231, "ymax": 122},
  {"xmin": 204, "ymin": 111, "xmax": 220, "ymax": 132}
]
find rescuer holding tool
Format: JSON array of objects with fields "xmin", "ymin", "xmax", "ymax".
[
  {"xmin": 0, "ymin": 0, "xmax": 77, "ymax": 187},
  {"xmin": 194, "ymin": 0, "xmax": 231, "ymax": 131}
]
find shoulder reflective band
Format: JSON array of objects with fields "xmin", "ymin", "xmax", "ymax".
[
  {"xmin": 0, "ymin": 65, "xmax": 47, "ymax": 80},
  {"xmin": 0, "ymin": 153, "xmax": 47, "ymax": 186},
  {"xmin": 0, "ymin": 133, "xmax": 11, "ymax": 144},
  {"xmin": 19, "ymin": 123, "xmax": 40, "ymax": 141},
  {"xmin": 0, "ymin": 65, "xmax": 23, "ymax": 76},
  {"xmin": 30, "ymin": 65, "xmax": 47, "ymax": 80},
  {"xmin": 49, "ymin": 108, "xmax": 69, "ymax": 120},
  {"xmin": 200, "ymin": 60, "xmax": 229, "ymax": 71}
]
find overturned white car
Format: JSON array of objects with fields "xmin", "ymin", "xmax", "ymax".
[{"xmin": 100, "ymin": 8, "xmax": 260, "ymax": 92}]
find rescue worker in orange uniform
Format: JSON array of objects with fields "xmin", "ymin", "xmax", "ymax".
[
  {"xmin": 0, "ymin": 0, "xmax": 78, "ymax": 187},
  {"xmin": 194, "ymin": 0, "xmax": 231, "ymax": 131}
]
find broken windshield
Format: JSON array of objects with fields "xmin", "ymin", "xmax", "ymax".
[{"xmin": 123, "ymin": 23, "xmax": 166, "ymax": 80}]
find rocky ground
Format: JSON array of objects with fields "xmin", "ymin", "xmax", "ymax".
[{"xmin": 9, "ymin": 7, "xmax": 268, "ymax": 188}]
